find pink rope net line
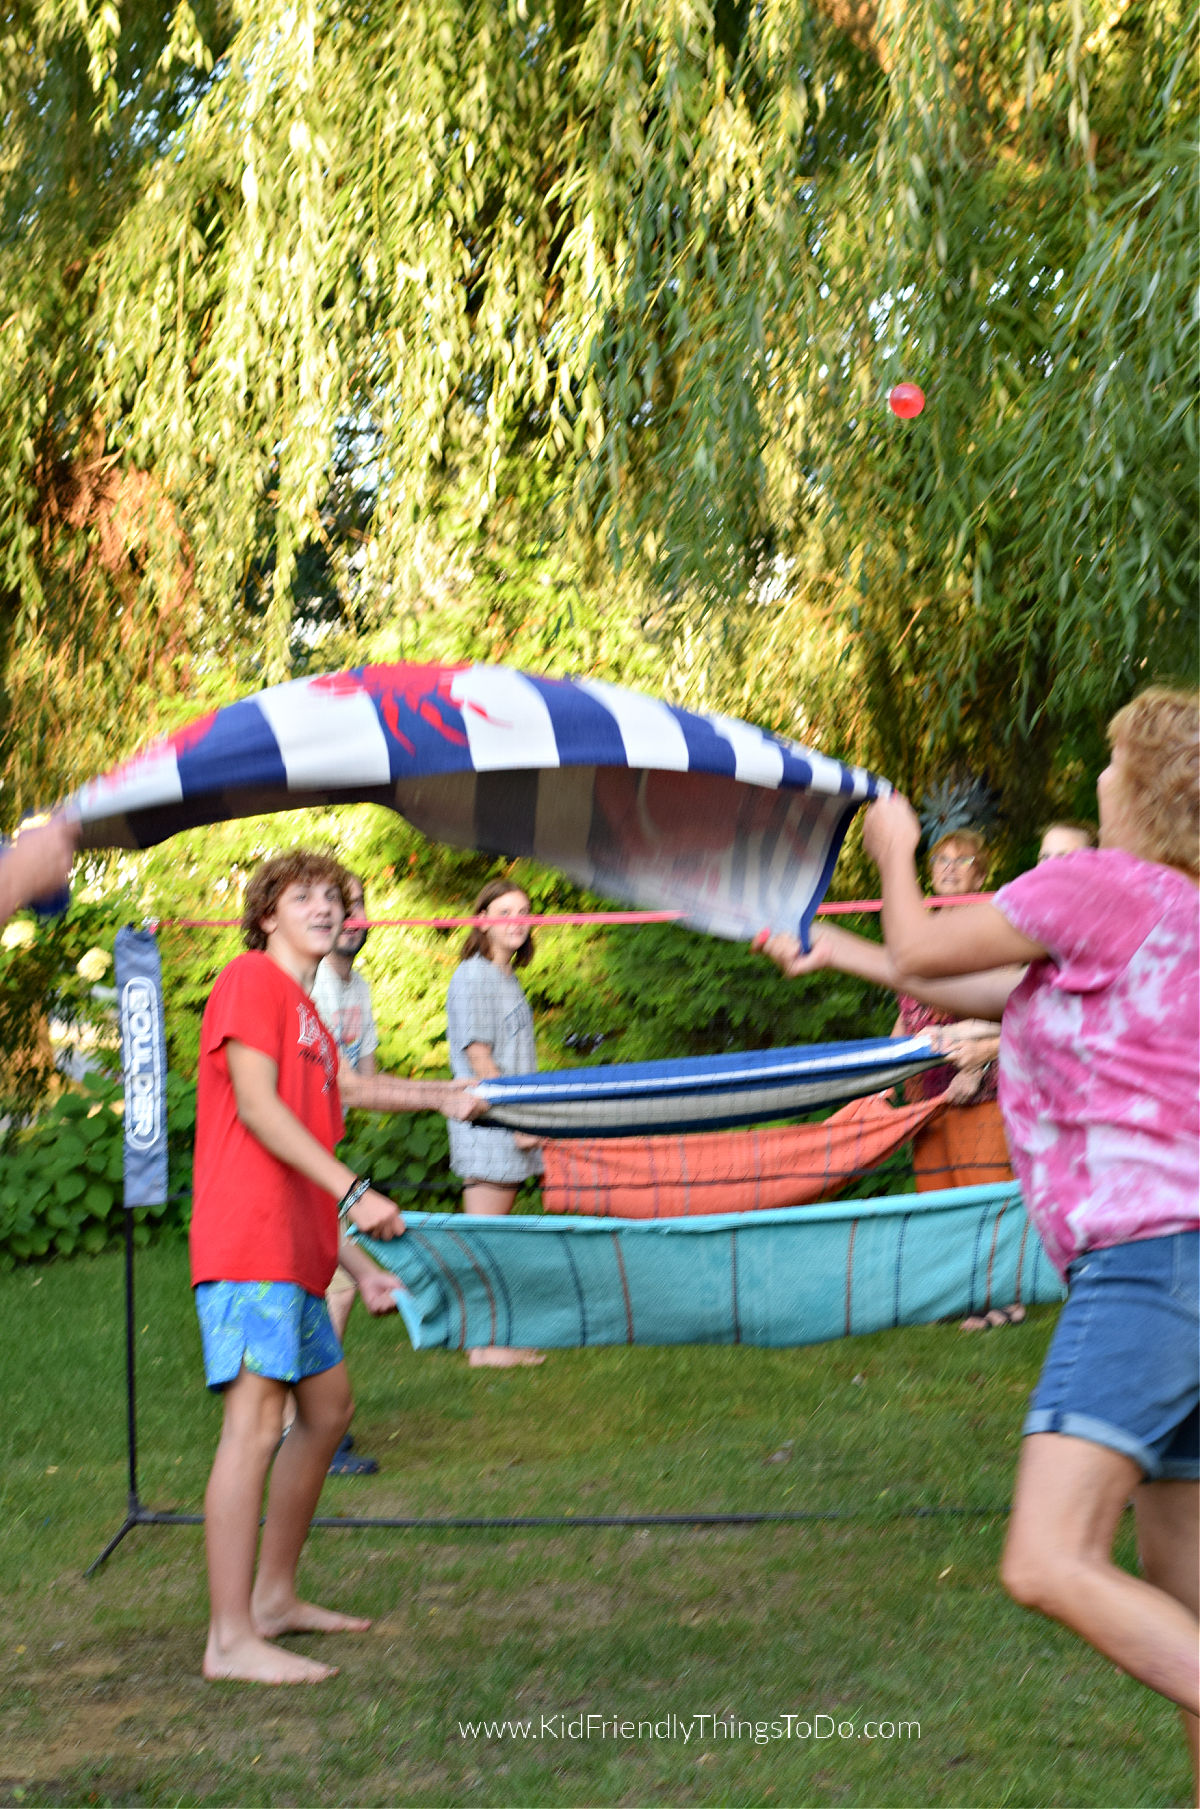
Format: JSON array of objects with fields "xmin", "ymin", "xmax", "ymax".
[{"xmin": 151, "ymin": 895, "xmax": 994, "ymax": 931}]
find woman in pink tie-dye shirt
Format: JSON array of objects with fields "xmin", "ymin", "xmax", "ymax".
[{"xmin": 861, "ymin": 688, "xmax": 1198, "ymax": 1777}]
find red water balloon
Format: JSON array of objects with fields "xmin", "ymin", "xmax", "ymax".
[{"xmin": 888, "ymin": 383, "xmax": 925, "ymax": 419}]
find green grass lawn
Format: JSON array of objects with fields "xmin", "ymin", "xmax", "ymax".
[{"xmin": 0, "ymin": 1242, "xmax": 1188, "ymax": 1808}]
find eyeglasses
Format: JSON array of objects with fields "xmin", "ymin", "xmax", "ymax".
[{"xmin": 931, "ymin": 854, "xmax": 978, "ymax": 871}]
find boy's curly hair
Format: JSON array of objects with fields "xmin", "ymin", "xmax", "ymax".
[
  {"xmin": 241, "ymin": 850, "xmax": 353, "ymax": 951},
  {"xmin": 1107, "ymin": 687, "xmax": 1199, "ymax": 879}
]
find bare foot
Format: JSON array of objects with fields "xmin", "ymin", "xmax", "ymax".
[
  {"xmin": 468, "ymin": 1347, "xmax": 545, "ymax": 1368},
  {"xmin": 961, "ymin": 1304, "xmax": 1026, "ymax": 1331},
  {"xmin": 203, "ymin": 1630, "xmax": 336, "ymax": 1685},
  {"xmin": 252, "ymin": 1596, "xmax": 372, "ymax": 1638}
]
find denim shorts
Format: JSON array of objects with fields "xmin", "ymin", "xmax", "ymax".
[
  {"xmin": 1023, "ymin": 1231, "xmax": 1199, "ymax": 1481},
  {"xmin": 194, "ymin": 1281, "xmax": 343, "ymax": 1392}
]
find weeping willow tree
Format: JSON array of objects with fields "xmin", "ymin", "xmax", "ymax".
[{"xmin": 1, "ymin": 0, "xmax": 1195, "ymax": 828}]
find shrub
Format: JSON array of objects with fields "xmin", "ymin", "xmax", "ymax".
[
  {"xmin": 0, "ymin": 814, "xmax": 911, "ymax": 1265},
  {"xmin": 0, "ymin": 1070, "xmax": 196, "ymax": 1269},
  {"xmin": 337, "ymin": 1106, "xmax": 462, "ymax": 1214}
]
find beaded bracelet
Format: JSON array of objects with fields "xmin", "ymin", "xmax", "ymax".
[{"xmin": 337, "ymin": 1175, "xmax": 373, "ymax": 1222}]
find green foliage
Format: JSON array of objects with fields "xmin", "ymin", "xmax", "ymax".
[
  {"xmin": 0, "ymin": 0, "xmax": 1194, "ymax": 846},
  {"xmin": 337, "ymin": 1108, "xmax": 460, "ymax": 1214},
  {"xmin": 0, "ymin": 897, "xmax": 125, "ymax": 1111},
  {"xmin": 0, "ymin": 1069, "xmax": 194, "ymax": 1268},
  {"xmin": 1, "ymin": 0, "xmax": 1193, "ymax": 1250},
  {"xmin": 918, "ymin": 774, "xmax": 999, "ymax": 848},
  {"xmin": 0, "ymin": 806, "xmax": 909, "ymax": 1260},
  {"xmin": 531, "ymin": 920, "xmax": 895, "ymax": 1063}
]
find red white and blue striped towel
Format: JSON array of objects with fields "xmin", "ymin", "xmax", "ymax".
[{"xmin": 61, "ymin": 662, "xmax": 888, "ymax": 944}]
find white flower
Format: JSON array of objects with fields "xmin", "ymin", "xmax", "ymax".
[
  {"xmin": 76, "ymin": 947, "xmax": 113, "ymax": 982},
  {"xmin": 1, "ymin": 920, "xmax": 36, "ymax": 950}
]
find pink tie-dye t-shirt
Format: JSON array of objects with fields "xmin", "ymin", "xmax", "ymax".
[{"xmin": 994, "ymin": 849, "xmax": 1199, "ymax": 1278}]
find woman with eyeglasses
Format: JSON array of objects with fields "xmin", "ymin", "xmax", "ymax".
[
  {"xmin": 880, "ymin": 831, "xmax": 1017, "ymax": 1325},
  {"xmin": 893, "ymin": 833, "xmax": 991, "ymax": 1085},
  {"xmin": 894, "ymin": 835, "xmax": 1010, "ymax": 1139}
]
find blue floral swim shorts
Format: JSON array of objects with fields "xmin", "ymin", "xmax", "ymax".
[{"xmin": 194, "ymin": 1280, "xmax": 343, "ymax": 1392}]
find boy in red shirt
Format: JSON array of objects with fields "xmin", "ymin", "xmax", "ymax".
[{"xmin": 192, "ymin": 849, "xmax": 475, "ymax": 1684}]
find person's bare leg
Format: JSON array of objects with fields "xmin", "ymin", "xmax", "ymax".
[
  {"xmin": 328, "ymin": 1282, "xmax": 356, "ymax": 1345},
  {"xmin": 283, "ymin": 1286, "xmax": 356, "ymax": 1448},
  {"xmin": 1135, "ymin": 1477, "xmax": 1200, "ymax": 1792},
  {"xmin": 462, "ymin": 1181, "xmax": 543, "ymax": 1367},
  {"xmin": 1002, "ymin": 1434, "xmax": 1200, "ymax": 1714},
  {"xmin": 202, "ymin": 1369, "xmax": 334, "ymax": 1683},
  {"xmin": 251, "ymin": 1361, "xmax": 368, "ymax": 1637},
  {"xmin": 323, "ymin": 1284, "xmax": 378, "ymax": 1468}
]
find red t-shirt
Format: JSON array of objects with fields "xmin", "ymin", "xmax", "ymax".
[{"xmin": 190, "ymin": 951, "xmax": 345, "ymax": 1295}]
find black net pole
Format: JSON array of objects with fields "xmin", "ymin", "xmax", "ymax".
[
  {"xmin": 81, "ymin": 1200, "xmax": 1008, "ymax": 1571},
  {"xmin": 83, "ymin": 930, "xmax": 1010, "ymax": 1573},
  {"xmin": 85, "ymin": 1206, "xmax": 145, "ymax": 1576}
]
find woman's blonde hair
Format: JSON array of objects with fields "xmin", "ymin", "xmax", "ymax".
[{"xmin": 1107, "ymin": 687, "xmax": 1200, "ymax": 878}]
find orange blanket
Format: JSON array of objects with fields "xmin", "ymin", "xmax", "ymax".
[
  {"xmin": 541, "ymin": 1091, "xmax": 949, "ymax": 1219},
  {"xmin": 911, "ymin": 1098, "xmax": 1013, "ymax": 1191}
]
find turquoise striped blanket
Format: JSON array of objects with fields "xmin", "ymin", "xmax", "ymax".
[{"xmin": 356, "ymin": 1183, "xmax": 1064, "ymax": 1351}]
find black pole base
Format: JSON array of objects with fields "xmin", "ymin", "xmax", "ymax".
[
  {"xmin": 86, "ymin": 1497, "xmax": 1004, "ymax": 1574},
  {"xmin": 86, "ymin": 1492, "xmax": 204, "ymax": 1576}
]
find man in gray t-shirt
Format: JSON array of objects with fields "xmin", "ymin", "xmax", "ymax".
[
  {"xmin": 313, "ymin": 897, "xmax": 379, "ymax": 1076},
  {"xmin": 311, "ymin": 874, "xmax": 383, "ymax": 1475}
]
